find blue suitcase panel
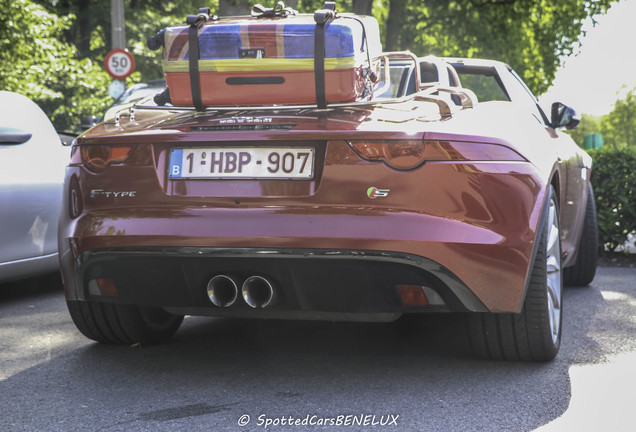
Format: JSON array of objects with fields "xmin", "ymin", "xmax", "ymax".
[{"xmin": 164, "ymin": 15, "xmax": 380, "ymax": 61}]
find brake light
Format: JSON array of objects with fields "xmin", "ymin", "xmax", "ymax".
[
  {"xmin": 422, "ymin": 141, "xmax": 525, "ymax": 161},
  {"xmin": 80, "ymin": 145, "xmax": 134, "ymax": 171},
  {"xmin": 348, "ymin": 140, "xmax": 425, "ymax": 170},
  {"xmin": 348, "ymin": 140, "xmax": 525, "ymax": 169}
]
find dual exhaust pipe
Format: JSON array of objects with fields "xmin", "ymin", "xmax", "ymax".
[{"xmin": 207, "ymin": 275, "xmax": 276, "ymax": 308}]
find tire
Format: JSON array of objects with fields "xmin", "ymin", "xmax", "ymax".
[
  {"xmin": 67, "ymin": 300, "xmax": 183, "ymax": 345},
  {"xmin": 564, "ymin": 184, "xmax": 598, "ymax": 286},
  {"xmin": 467, "ymin": 186, "xmax": 562, "ymax": 361}
]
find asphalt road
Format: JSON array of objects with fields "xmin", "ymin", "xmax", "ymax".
[{"xmin": 1, "ymin": 266, "xmax": 635, "ymax": 432}]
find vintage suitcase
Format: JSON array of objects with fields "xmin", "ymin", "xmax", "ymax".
[{"xmin": 150, "ymin": 6, "xmax": 382, "ymax": 108}]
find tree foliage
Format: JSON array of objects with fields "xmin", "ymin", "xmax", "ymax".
[
  {"xmin": 589, "ymin": 147, "xmax": 636, "ymax": 252},
  {"xmin": 569, "ymin": 87, "xmax": 636, "ymax": 150},
  {"xmin": 1, "ymin": 0, "xmax": 221, "ymax": 131},
  {"xmin": 0, "ymin": 0, "xmax": 111, "ymax": 132},
  {"xmin": 1, "ymin": 0, "xmax": 616, "ymax": 131},
  {"xmin": 599, "ymin": 88, "xmax": 636, "ymax": 149},
  {"xmin": 375, "ymin": 0, "xmax": 614, "ymax": 95},
  {"xmin": 568, "ymin": 113, "xmax": 601, "ymax": 148}
]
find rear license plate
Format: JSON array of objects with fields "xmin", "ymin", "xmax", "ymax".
[{"xmin": 169, "ymin": 147, "xmax": 315, "ymax": 179}]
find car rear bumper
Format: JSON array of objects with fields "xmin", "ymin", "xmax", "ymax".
[
  {"xmin": 63, "ymin": 246, "xmax": 489, "ymax": 320},
  {"xmin": 60, "ymin": 198, "xmax": 543, "ymax": 314}
]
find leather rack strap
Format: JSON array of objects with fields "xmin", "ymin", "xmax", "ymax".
[
  {"xmin": 313, "ymin": 2, "xmax": 336, "ymax": 109},
  {"xmin": 186, "ymin": 8, "xmax": 212, "ymax": 111}
]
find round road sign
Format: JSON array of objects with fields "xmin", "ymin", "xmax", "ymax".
[
  {"xmin": 104, "ymin": 49, "xmax": 135, "ymax": 80},
  {"xmin": 108, "ymin": 80, "xmax": 126, "ymax": 99}
]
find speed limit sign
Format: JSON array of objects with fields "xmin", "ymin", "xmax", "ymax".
[{"xmin": 104, "ymin": 49, "xmax": 135, "ymax": 80}]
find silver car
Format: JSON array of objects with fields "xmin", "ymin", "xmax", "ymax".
[{"xmin": 0, "ymin": 91, "xmax": 71, "ymax": 282}]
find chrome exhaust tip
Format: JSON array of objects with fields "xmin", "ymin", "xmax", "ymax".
[
  {"xmin": 242, "ymin": 276, "xmax": 276, "ymax": 308},
  {"xmin": 207, "ymin": 275, "xmax": 239, "ymax": 307}
]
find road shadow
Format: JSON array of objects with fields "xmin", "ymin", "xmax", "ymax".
[{"xmin": 0, "ymin": 272, "xmax": 63, "ymax": 301}]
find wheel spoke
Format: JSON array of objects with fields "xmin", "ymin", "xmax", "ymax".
[
  {"xmin": 546, "ymin": 204, "xmax": 559, "ymax": 256},
  {"xmin": 550, "ymin": 302, "xmax": 559, "ymax": 339},
  {"xmin": 547, "ymin": 274, "xmax": 561, "ymax": 309},
  {"xmin": 547, "ymin": 255, "xmax": 560, "ymax": 273},
  {"xmin": 545, "ymin": 195, "xmax": 562, "ymax": 344}
]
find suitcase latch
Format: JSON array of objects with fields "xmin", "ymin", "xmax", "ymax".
[{"xmin": 239, "ymin": 48, "xmax": 266, "ymax": 59}]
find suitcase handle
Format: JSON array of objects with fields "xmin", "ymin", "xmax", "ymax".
[
  {"xmin": 226, "ymin": 77, "xmax": 285, "ymax": 85},
  {"xmin": 186, "ymin": 8, "xmax": 215, "ymax": 28},
  {"xmin": 314, "ymin": 2, "xmax": 336, "ymax": 24},
  {"xmin": 147, "ymin": 28, "xmax": 166, "ymax": 51},
  {"xmin": 251, "ymin": 2, "xmax": 297, "ymax": 18}
]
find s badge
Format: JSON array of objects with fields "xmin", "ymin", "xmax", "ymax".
[{"xmin": 367, "ymin": 187, "xmax": 390, "ymax": 199}]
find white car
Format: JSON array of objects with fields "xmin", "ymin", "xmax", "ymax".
[{"xmin": 0, "ymin": 91, "xmax": 71, "ymax": 282}]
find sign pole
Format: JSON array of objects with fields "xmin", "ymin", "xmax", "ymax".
[
  {"xmin": 109, "ymin": 0, "xmax": 128, "ymax": 100},
  {"xmin": 111, "ymin": 0, "xmax": 125, "ymax": 49}
]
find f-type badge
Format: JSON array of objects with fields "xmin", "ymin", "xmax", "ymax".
[
  {"xmin": 90, "ymin": 189, "xmax": 137, "ymax": 199},
  {"xmin": 367, "ymin": 187, "xmax": 390, "ymax": 199}
]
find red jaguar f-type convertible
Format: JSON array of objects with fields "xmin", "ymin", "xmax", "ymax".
[{"xmin": 58, "ymin": 55, "xmax": 597, "ymax": 361}]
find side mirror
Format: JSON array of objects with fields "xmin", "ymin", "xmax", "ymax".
[{"xmin": 551, "ymin": 102, "xmax": 579, "ymax": 130}]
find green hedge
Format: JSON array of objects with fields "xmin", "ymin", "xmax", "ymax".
[{"xmin": 588, "ymin": 147, "xmax": 636, "ymax": 252}]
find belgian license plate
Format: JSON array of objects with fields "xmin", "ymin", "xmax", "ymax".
[{"xmin": 168, "ymin": 147, "xmax": 315, "ymax": 179}]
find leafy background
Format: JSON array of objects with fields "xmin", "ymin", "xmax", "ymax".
[{"xmin": 589, "ymin": 148, "xmax": 636, "ymax": 254}]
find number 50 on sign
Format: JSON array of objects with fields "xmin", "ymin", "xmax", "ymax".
[{"xmin": 104, "ymin": 49, "xmax": 135, "ymax": 80}]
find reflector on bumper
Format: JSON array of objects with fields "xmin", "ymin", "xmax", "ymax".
[
  {"xmin": 88, "ymin": 278, "xmax": 119, "ymax": 297},
  {"xmin": 396, "ymin": 284, "xmax": 445, "ymax": 306}
]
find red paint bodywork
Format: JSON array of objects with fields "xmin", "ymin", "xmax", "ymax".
[{"xmin": 59, "ymin": 98, "xmax": 591, "ymax": 315}]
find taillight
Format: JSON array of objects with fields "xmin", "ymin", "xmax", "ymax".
[
  {"xmin": 348, "ymin": 140, "xmax": 525, "ymax": 170},
  {"xmin": 348, "ymin": 140, "xmax": 425, "ymax": 170},
  {"xmin": 421, "ymin": 141, "xmax": 525, "ymax": 161},
  {"xmin": 80, "ymin": 145, "xmax": 134, "ymax": 171}
]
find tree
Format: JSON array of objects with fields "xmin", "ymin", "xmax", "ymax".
[
  {"xmin": 571, "ymin": 88, "xmax": 636, "ymax": 150},
  {"xmin": 589, "ymin": 147, "xmax": 636, "ymax": 252},
  {"xmin": 599, "ymin": 88, "xmax": 636, "ymax": 149},
  {"xmin": 567, "ymin": 113, "xmax": 602, "ymax": 148},
  {"xmin": 379, "ymin": 0, "xmax": 615, "ymax": 96},
  {"xmin": 352, "ymin": 0, "xmax": 372, "ymax": 15},
  {"xmin": 0, "ymin": 0, "xmax": 111, "ymax": 132},
  {"xmin": 384, "ymin": 0, "xmax": 405, "ymax": 51},
  {"xmin": 219, "ymin": 0, "xmax": 251, "ymax": 16},
  {"xmin": 4, "ymin": 0, "xmax": 225, "ymax": 131}
]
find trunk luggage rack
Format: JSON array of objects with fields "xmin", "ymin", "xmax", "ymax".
[{"xmin": 107, "ymin": 52, "xmax": 478, "ymax": 126}]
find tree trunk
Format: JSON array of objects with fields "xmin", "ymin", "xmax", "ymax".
[
  {"xmin": 77, "ymin": 0, "xmax": 90, "ymax": 57},
  {"xmin": 353, "ymin": 0, "xmax": 373, "ymax": 15},
  {"xmin": 385, "ymin": 0, "xmax": 405, "ymax": 51},
  {"xmin": 219, "ymin": 0, "xmax": 253, "ymax": 16}
]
